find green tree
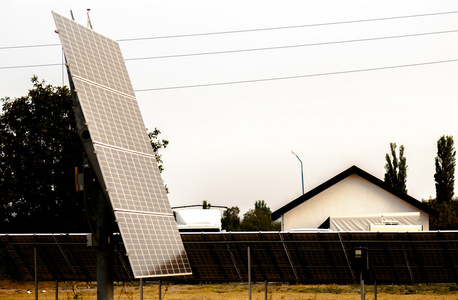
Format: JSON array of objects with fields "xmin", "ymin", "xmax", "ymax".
[
  {"xmin": 384, "ymin": 142, "xmax": 407, "ymax": 193},
  {"xmin": 0, "ymin": 77, "xmax": 86, "ymax": 233},
  {"xmin": 240, "ymin": 208, "xmax": 273, "ymax": 231},
  {"xmin": 255, "ymin": 200, "xmax": 272, "ymax": 218},
  {"xmin": 202, "ymin": 200, "xmax": 212, "ymax": 209},
  {"xmin": 221, "ymin": 206, "xmax": 240, "ymax": 231},
  {"xmin": 148, "ymin": 128, "xmax": 169, "ymax": 173},
  {"xmin": 435, "ymin": 135, "xmax": 456, "ymax": 204},
  {"xmin": 425, "ymin": 198, "xmax": 458, "ymax": 230},
  {"xmin": 0, "ymin": 77, "xmax": 168, "ymax": 233},
  {"xmin": 240, "ymin": 200, "xmax": 280, "ymax": 231}
]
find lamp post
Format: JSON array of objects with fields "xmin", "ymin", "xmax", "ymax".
[{"xmin": 291, "ymin": 151, "xmax": 304, "ymax": 195}]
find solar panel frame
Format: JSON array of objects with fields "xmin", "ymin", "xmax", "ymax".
[{"xmin": 52, "ymin": 12, "xmax": 191, "ymax": 278}]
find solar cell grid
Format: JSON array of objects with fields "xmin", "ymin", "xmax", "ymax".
[
  {"xmin": 370, "ymin": 250, "xmax": 392, "ymax": 266},
  {"xmin": 213, "ymin": 250, "xmax": 235, "ymax": 266},
  {"xmin": 94, "ymin": 145, "xmax": 169, "ymax": 213},
  {"xmin": 376, "ymin": 268, "xmax": 399, "ymax": 280},
  {"xmin": 73, "ymin": 78, "xmax": 149, "ymax": 153},
  {"xmin": 115, "ymin": 212, "xmax": 190, "ymax": 277},
  {"xmin": 287, "ymin": 232, "xmax": 319, "ymax": 241},
  {"xmin": 53, "ymin": 12, "xmax": 191, "ymax": 278},
  {"xmin": 198, "ymin": 268, "xmax": 225, "ymax": 280},
  {"xmin": 186, "ymin": 250, "xmax": 217, "ymax": 266},
  {"xmin": 261, "ymin": 232, "xmax": 282, "ymax": 241},
  {"xmin": 310, "ymin": 267, "xmax": 338, "ymax": 281},
  {"xmin": 327, "ymin": 250, "xmax": 348, "ymax": 266},
  {"xmin": 290, "ymin": 239, "xmax": 323, "ymax": 250},
  {"xmin": 318, "ymin": 232, "xmax": 341, "ymax": 241},
  {"xmin": 298, "ymin": 250, "xmax": 327, "ymax": 266},
  {"xmin": 220, "ymin": 267, "xmax": 240, "ymax": 280},
  {"xmin": 53, "ymin": 15, "xmax": 134, "ymax": 96},
  {"xmin": 180, "ymin": 234, "xmax": 203, "ymax": 243},
  {"xmin": 425, "ymin": 268, "xmax": 453, "ymax": 281}
]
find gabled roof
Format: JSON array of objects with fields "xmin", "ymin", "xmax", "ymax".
[{"xmin": 271, "ymin": 165, "xmax": 438, "ymax": 220}]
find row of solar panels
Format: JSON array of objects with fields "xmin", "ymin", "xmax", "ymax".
[{"xmin": 2, "ymin": 231, "xmax": 457, "ymax": 283}]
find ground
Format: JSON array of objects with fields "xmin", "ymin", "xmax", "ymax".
[{"xmin": 1, "ymin": 280, "xmax": 458, "ymax": 299}]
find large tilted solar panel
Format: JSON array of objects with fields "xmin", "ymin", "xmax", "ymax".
[{"xmin": 52, "ymin": 12, "xmax": 191, "ymax": 278}]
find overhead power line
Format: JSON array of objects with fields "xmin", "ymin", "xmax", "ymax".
[
  {"xmin": 118, "ymin": 10, "xmax": 458, "ymax": 42},
  {"xmin": 0, "ymin": 43, "xmax": 61, "ymax": 50},
  {"xmin": 134, "ymin": 58, "xmax": 458, "ymax": 92},
  {"xmin": 0, "ymin": 63, "xmax": 62, "ymax": 70},
  {"xmin": 2, "ymin": 28, "xmax": 458, "ymax": 70},
  {"xmin": 125, "ymin": 29, "xmax": 458, "ymax": 61},
  {"xmin": 1, "ymin": 10, "xmax": 458, "ymax": 50}
]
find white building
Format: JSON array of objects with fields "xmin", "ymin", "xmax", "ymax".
[{"xmin": 272, "ymin": 166, "xmax": 438, "ymax": 231}]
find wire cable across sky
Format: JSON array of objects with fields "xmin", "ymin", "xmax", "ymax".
[
  {"xmin": 2, "ymin": 28, "xmax": 458, "ymax": 70},
  {"xmin": 124, "ymin": 29, "xmax": 458, "ymax": 61},
  {"xmin": 1, "ymin": 10, "xmax": 458, "ymax": 50},
  {"xmin": 134, "ymin": 58, "xmax": 458, "ymax": 92}
]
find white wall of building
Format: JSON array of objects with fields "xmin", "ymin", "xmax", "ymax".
[{"xmin": 282, "ymin": 174, "xmax": 430, "ymax": 231}]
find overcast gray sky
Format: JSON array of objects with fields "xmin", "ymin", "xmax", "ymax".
[{"xmin": 2, "ymin": 1, "xmax": 458, "ymax": 214}]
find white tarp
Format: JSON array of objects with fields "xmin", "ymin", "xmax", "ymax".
[{"xmin": 328, "ymin": 212, "xmax": 421, "ymax": 231}]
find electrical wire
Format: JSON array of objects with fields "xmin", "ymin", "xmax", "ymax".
[
  {"xmin": 2, "ymin": 28, "xmax": 458, "ymax": 70},
  {"xmin": 133, "ymin": 58, "xmax": 458, "ymax": 92},
  {"xmin": 1, "ymin": 10, "xmax": 458, "ymax": 50},
  {"xmin": 124, "ymin": 29, "xmax": 458, "ymax": 61},
  {"xmin": 117, "ymin": 10, "xmax": 458, "ymax": 42},
  {"xmin": 0, "ymin": 43, "xmax": 61, "ymax": 50},
  {"xmin": 0, "ymin": 63, "xmax": 62, "ymax": 70}
]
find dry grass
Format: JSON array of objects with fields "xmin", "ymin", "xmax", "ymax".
[{"xmin": 1, "ymin": 280, "xmax": 458, "ymax": 299}]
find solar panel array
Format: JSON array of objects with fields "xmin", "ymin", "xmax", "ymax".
[
  {"xmin": 179, "ymin": 231, "xmax": 458, "ymax": 283},
  {"xmin": 0, "ymin": 234, "xmax": 132, "ymax": 281},
  {"xmin": 52, "ymin": 12, "xmax": 191, "ymax": 278},
  {"xmin": 3, "ymin": 232, "xmax": 458, "ymax": 283}
]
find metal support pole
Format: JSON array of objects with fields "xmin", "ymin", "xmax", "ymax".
[
  {"xmin": 159, "ymin": 279, "xmax": 162, "ymax": 299},
  {"xmin": 96, "ymin": 188, "xmax": 113, "ymax": 300},
  {"xmin": 34, "ymin": 246, "xmax": 38, "ymax": 300},
  {"xmin": 248, "ymin": 246, "xmax": 251, "ymax": 300},
  {"xmin": 264, "ymin": 280, "xmax": 268, "ymax": 300},
  {"xmin": 140, "ymin": 279, "xmax": 143, "ymax": 300},
  {"xmin": 360, "ymin": 272, "xmax": 365, "ymax": 300},
  {"xmin": 55, "ymin": 280, "xmax": 59, "ymax": 300},
  {"xmin": 374, "ymin": 280, "xmax": 377, "ymax": 300}
]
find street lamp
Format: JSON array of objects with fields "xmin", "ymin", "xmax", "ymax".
[{"xmin": 291, "ymin": 150, "xmax": 304, "ymax": 195}]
